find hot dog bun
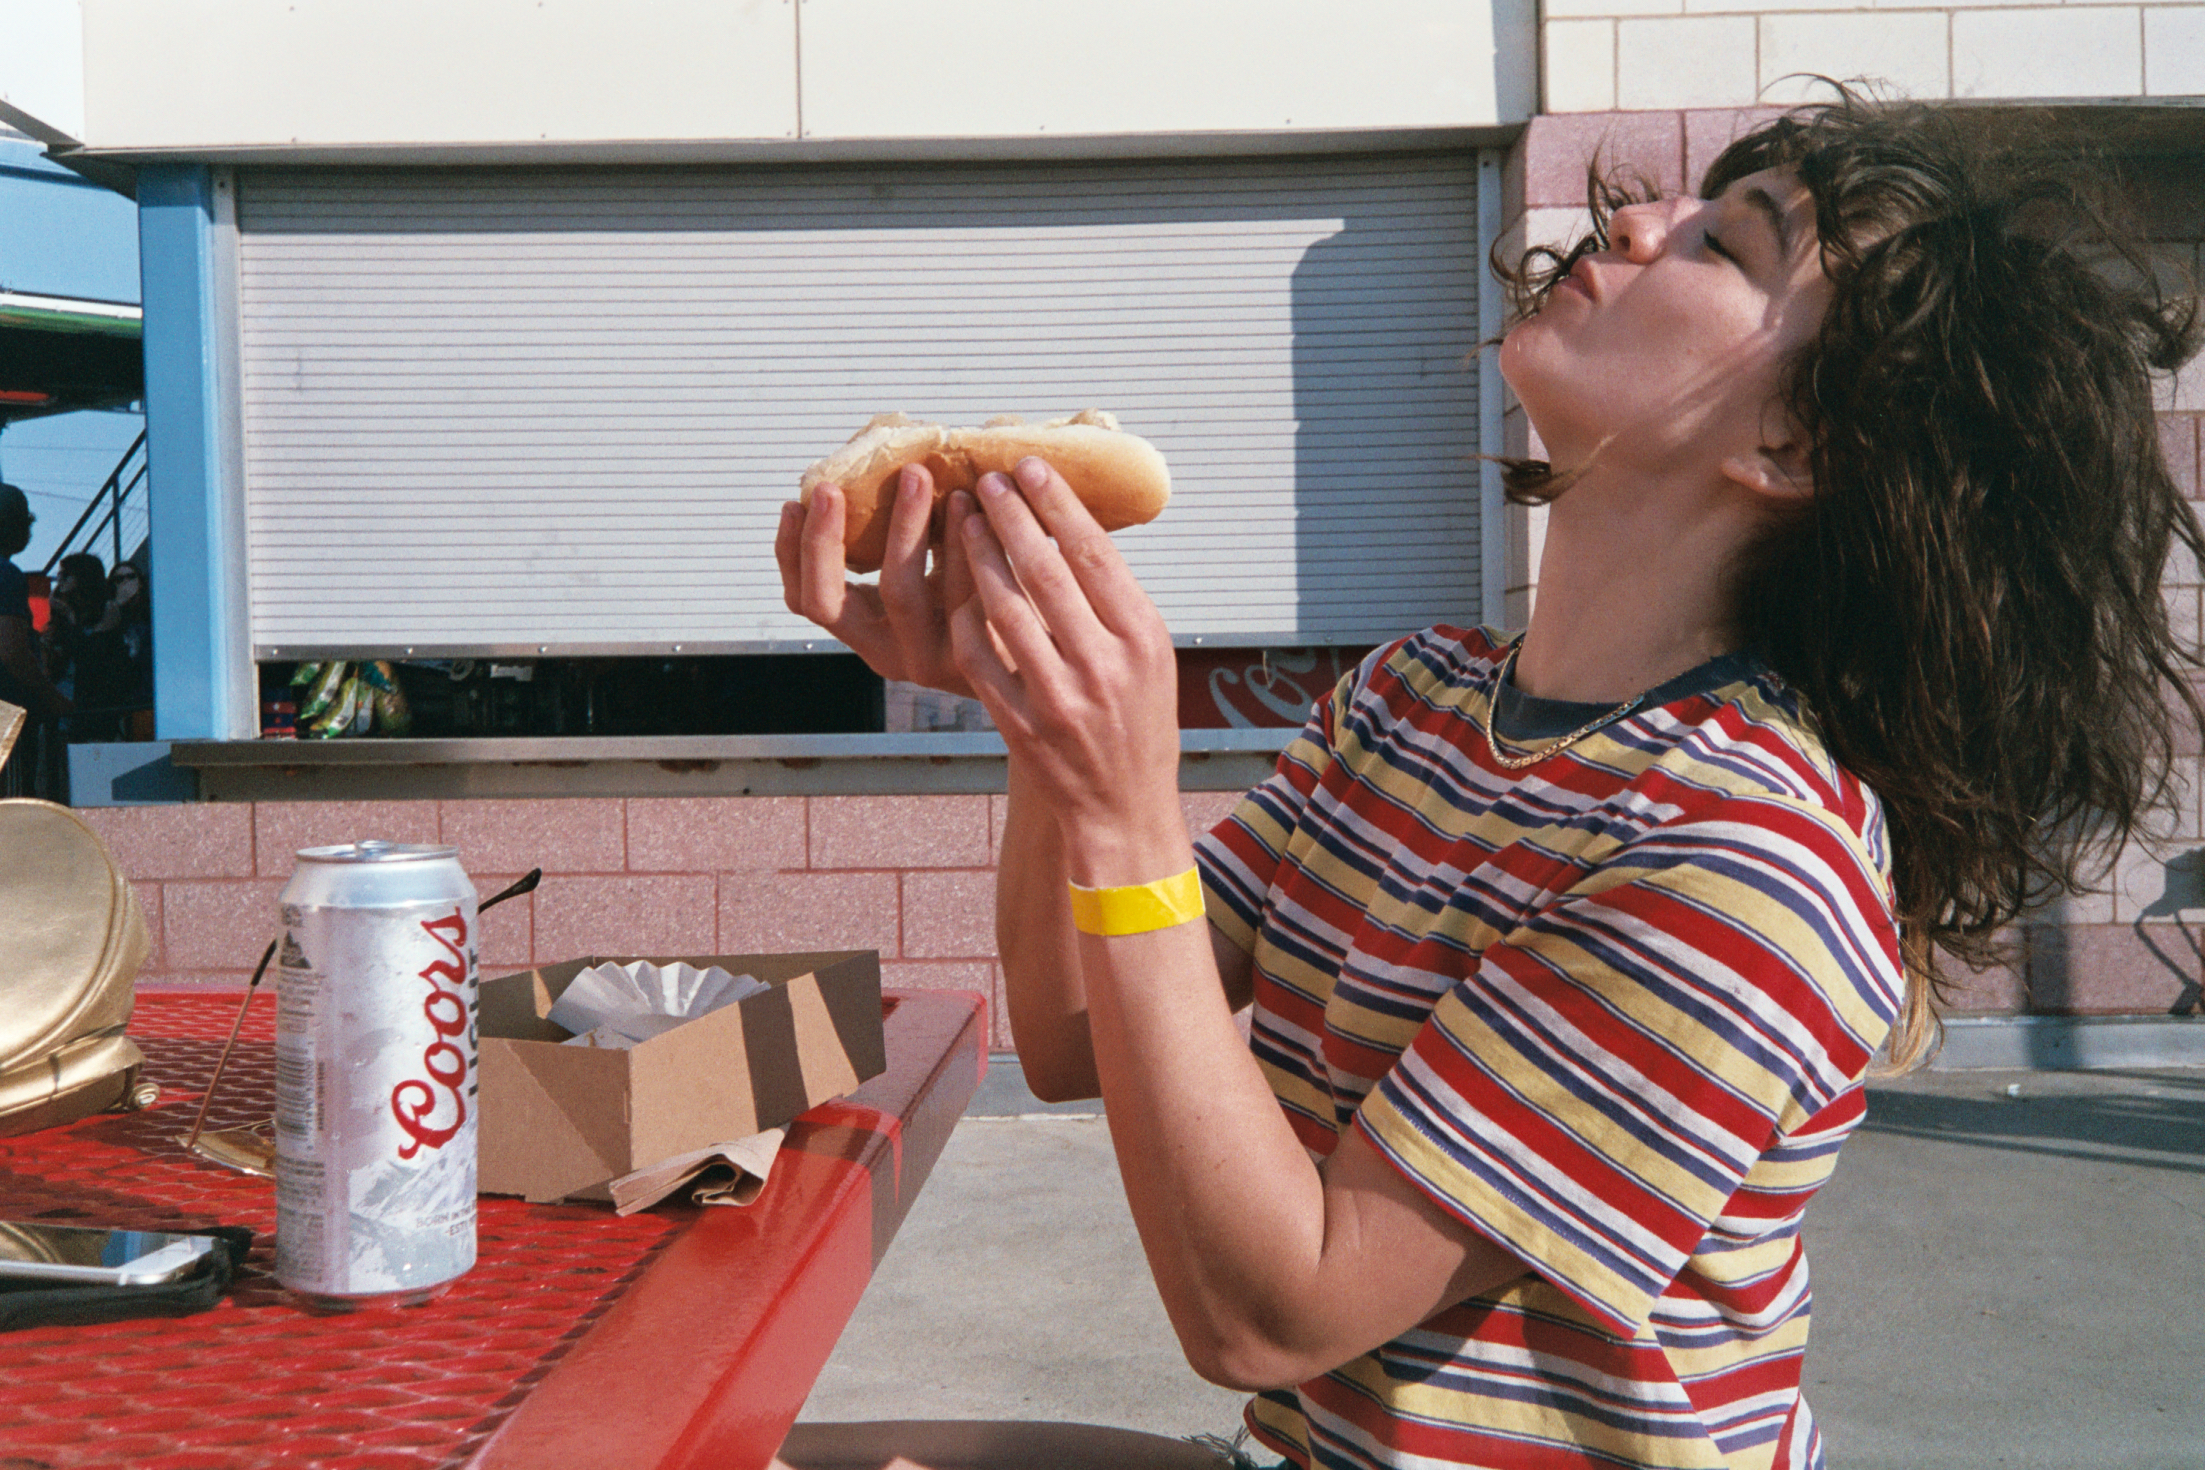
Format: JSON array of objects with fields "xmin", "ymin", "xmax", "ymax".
[{"xmin": 799, "ymin": 410, "xmax": 1171, "ymax": 573}]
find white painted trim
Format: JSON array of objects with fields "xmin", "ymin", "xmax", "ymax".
[
  {"xmin": 60, "ymin": 125, "xmax": 1515, "ymax": 170},
  {"xmin": 1477, "ymin": 148, "xmax": 1508, "ymax": 631},
  {"xmin": 208, "ymin": 165, "xmax": 255, "ymax": 739}
]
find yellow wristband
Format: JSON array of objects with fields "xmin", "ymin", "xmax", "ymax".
[{"xmin": 1067, "ymin": 867, "xmax": 1206, "ymax": 937}]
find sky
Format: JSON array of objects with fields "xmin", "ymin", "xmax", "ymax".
[
  {"xmin": 0, "ymin": 129, "xmax": 144, "ymax": 576},
  {"xmin": 0, "ymin": 6, "xmax": 143, "ymax": 576}
]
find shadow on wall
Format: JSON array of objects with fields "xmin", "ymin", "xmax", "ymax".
[
  {"xmin": 1290, "ymin": 189, "xmax": 1484, "ymax": 644},
  {"xmin": 2131, "ymin": 847, "xmax": 2205, "ymax": 1018},
  {"xmin": 1859, "ymin": 1069, "xmax": 2205, "ymax": 1176},
  {"xmin": 2026, "ymin": 846, "xmax": 2205, "ymax": 1067}
]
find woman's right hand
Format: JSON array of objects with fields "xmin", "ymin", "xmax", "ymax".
[{"xmin": 775, "ymin": 461, "xmax": 979, "ymax": 696}]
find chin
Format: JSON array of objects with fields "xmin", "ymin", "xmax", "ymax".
[
  {"xmin": 1496, "ymin": 321, "xmax": 1543, "ymax": 403},
  {"xmin": 1497, "ymin": 327, "xmax": 1574, "ymax": 451}
]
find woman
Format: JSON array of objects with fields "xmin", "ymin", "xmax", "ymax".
[
  {"xmin": 43, "ymin": 552, "xmax": 120, "ymax": 741},
  {"xmin": 101, "ymin": 561, "xmax": 154, "ymax": 726},
  {"xmin": 775, "ymin": 93, "xmax": 2200, "ymax": 1470}
]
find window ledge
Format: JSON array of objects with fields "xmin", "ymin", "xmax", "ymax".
[{"xmin": 167, "ymin": 729, "xmax": 1294, "ymax": 800}]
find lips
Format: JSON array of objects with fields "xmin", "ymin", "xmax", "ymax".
[{"xmin": 1555, "ymin": 260, "xmax": 1597, "ymax": 302}]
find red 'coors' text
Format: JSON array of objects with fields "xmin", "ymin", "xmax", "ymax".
[{"xmin": 391, "ymin": 907, "xmax": 470, "ymax": 1158}]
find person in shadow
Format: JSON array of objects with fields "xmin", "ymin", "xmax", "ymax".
[
  {"xmin": 44, "ymin": 551, "xmax": 125, "ymax": 742},
  {"xmin": 0, "ymin": 484, "xmax": 71, "ymax": 796}
]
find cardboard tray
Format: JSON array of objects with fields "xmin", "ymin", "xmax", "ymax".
[{"xmin": 477, "ymin": 950, "xmax": 884, "ymax": 1204}]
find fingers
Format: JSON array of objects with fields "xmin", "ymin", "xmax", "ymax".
[
  {"xmin": 958, "ymin": 500, "xmax": 1064, "ymax": 692},
  {"xmin": 787, "ymin": 484, "xmax": 853, "ymax": 627},
  {"xmin": 781, "ymin": 487, "xmax": 896, "ymax": 674},
  {"xmin": 775, "ymin": 500, "xmax": 807, "ymax": 616},
  {"xmin": 948, "ymin": 592, "xmax": 1028, "ymax": 730},
  {"xmin": 976, "ymin": 458, "xmax": 1152, "ymax": 641},
  {"xmin": 939, "ymin": 490, "xmax": 978, "ymax": 613},
  {"xmin": 879, "ymin": 461, "xmax": 935, "ymax": 584},
  {"xmin": 878, "ymin": 465, "xmax": 933, "ymax": 637},
  {"xmin": 880, "ymin": 464, "xmax": 958, "ymax": 685}
]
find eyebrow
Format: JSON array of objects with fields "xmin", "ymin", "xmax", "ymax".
[{"xmin": 1738, "ymin": 185, "xmax": 1795, "ymax": 263}]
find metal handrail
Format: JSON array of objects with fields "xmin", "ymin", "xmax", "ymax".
[{"xmin": 40, "ymin": 429, "xmax": 149, "ymax": 576}]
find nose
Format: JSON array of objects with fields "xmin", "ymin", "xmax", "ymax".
[{"xmin": 1607, "ymin": 199, "xmax": 1676, "ymax": 262}]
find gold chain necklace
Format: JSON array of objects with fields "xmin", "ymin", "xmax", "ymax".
[{"xmin": 1482, "ymin": 639, "xmax": 1648, "ymax": 771}]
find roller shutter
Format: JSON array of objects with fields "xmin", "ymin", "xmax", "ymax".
[{"xmin": 235, "ymin": 154, "xmax": 1482, "ymax": 657}]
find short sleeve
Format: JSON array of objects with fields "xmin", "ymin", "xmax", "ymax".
[
  {"xmin": 1193, "ymin": 687, "xmax": 1340, "ymax": 955},
  {"xmin": 1354, "ymin": 794, "xmax": 1901, "ymax": 1338}
]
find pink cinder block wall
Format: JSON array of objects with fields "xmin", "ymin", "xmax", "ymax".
[
  {"xmin": 81, "ymin": 785, "xmax": 2200, "ymax": 1026},
  {"xmin": 87, "ymin": 792, "xmax": 1247, "ymax": 1054}
]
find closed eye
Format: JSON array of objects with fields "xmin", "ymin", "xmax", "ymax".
[{"xmin": 1704, "ymin": 229, "xmax": 1738, "ymax": 264}]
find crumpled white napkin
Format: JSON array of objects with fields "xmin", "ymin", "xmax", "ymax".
[{"xmin": 549, "ymin": 960, "xmax": 771, "ymax": 1047}]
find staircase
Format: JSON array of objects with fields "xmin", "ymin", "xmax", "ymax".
[{"xmin": 40, "ymin": 429, "xmax": 148, "ymax": 576}]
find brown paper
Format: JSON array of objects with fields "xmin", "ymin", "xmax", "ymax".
[{"xmin": 605, "ymin": 1128, "xmax": 786, "ymax": 1215}]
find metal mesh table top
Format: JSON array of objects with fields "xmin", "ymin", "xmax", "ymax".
[{"xmin": 0, "ymin": 992, "xmax": 690, "ymax": 1470}]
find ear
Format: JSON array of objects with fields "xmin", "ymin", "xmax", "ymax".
[
  {"xmin": 1719, "ymin": 416, "xmax": 1813, "ymax": 504},
  {"xmin": 1719, "ymin": 448, "xmax": 1812, "ymax": 503}
]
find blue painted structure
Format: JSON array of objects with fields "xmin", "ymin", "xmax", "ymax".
[{"xmin": 138, "ymin": 166, "xmax": 249, "ymax": 741}]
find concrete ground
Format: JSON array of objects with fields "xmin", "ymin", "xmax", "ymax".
[{"xmin": 797, "ymin": 1061, "xmax": 2205, "ymax": 1470}]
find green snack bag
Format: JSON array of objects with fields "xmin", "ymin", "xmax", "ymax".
[
  {"xmin": 310, "ymin": 673, "xmax": 361, "ymax": 737},
  {"xmin": 298, "ymin": 661, "xmax": 349, "ymax": 721}
]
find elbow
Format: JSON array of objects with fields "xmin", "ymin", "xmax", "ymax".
[
  {"xmin": 1018, "ymin": 1062, "xmax": 1101, "ymax": 1107},
  {"xmin": 1180, "ymin": 1325, "xmax": 1328, "ymax": 1394}
]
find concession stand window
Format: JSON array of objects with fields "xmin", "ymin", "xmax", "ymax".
[{"xmin": 232, "ymin": 153, "xmax": 1486, "ymax": 671}]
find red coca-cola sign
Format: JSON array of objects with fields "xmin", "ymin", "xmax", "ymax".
[
  {"xmin": 1176, "ymin": 647, "xmax": 1373, "ymax": 730},
  {"xmin": 391, "ymin": 907, "xmax": 471, "ymax": 1158}
]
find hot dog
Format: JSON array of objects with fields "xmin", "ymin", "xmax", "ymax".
[{"xmin": 798, "ymin": 410, "xmax": 1172, "ymax": 574}]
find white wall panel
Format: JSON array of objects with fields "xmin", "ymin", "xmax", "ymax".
[
  {"xmin": 234, "ymin": 157, "xmax": 1485, "ymax": 656},
  {"xmin": 81, "ymin": 0, "xmax": 799, "ymax": 150},
  {"xmin": 799, "ymin": 0, "xmax": 1535, "ymax": 137},
  {"xmin": 1547, "ymin": 0, "xmax": 2192, "ymax": 111},
  {"xmin": 0, "ymin": 0, "xmax": 86, "ymax": 142},
  {"xmin": 78, "ymin": 0, "xmax": 1532, "ymax": 154},
  {"xmin": 1955, "ymin": 7, "xmax": 2143, "ymax": 99},
  {"xmin": 2145, "ymin": 6, "xmax": 2205, "ymax": 95}
]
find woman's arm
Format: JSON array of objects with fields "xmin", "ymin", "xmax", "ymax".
[
  {"xmin": 1077, "ymin": 917, "xmax": 1524, "ymax": 1389},
  {"xmin": 952, "ymin": 460, "xmax": 1526, "ymax": 1387},
  {"xmin": 997, "ymin": 761, "xmax": 1253, "ymax": 1103}
]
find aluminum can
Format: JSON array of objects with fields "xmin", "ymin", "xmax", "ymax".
[{"xmin": 274, "ymin": 840, "xmax": 478, "ymax": 1308}]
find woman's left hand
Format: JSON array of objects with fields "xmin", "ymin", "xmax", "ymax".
[{"xmin": 949, "ymin": 456, "xmax": 1185, "ymax": 881}]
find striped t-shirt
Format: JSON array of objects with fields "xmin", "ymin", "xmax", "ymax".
[{"xmin": 1194, "ymin": 626, "xmax": 1904, "ymax": 1470}]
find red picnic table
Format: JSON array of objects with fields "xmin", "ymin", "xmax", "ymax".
[{"xmin": 0, "ymin": 984, "xmax": 987, "ymax": 1470}]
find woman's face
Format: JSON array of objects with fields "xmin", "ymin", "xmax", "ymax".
[{"xmin": 1499, "ymin": 167, "xmax": 1833, "ymax": 489}]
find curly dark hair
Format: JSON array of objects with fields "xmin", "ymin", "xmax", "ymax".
[{"xmin": 1497, "ymin": 90, "xmax": 2205, "ymax": 1063}]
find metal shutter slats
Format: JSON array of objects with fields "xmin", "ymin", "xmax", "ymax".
[{"xmin": 238, "ymin": 155, "xmax": 1480, "ymax": 655}]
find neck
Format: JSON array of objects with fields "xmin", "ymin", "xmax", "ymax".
[{"xmin": 1513, "ymin": 471, "xmax": 1755, "ymax": 704}]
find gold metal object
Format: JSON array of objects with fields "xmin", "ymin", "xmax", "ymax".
[{"xmin": 181, "ymin": 939, "xmax": 279, "ymax": 1177}]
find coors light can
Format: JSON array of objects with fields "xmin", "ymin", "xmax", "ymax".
[{"xmin": 274, "ymin": 840, "xmax": 478, "ymax": 1308}]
